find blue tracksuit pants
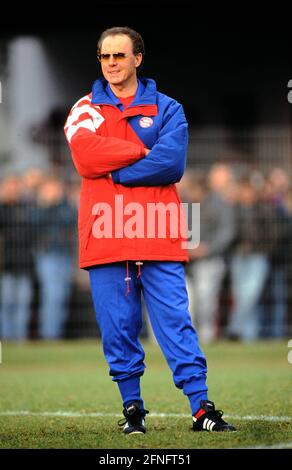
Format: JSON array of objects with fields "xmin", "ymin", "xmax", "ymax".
[{"xmin": 89, "ymin": 261, "xmax": 208, "ymax": 414}]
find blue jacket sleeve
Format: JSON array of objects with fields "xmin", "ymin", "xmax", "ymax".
[{"xmin": 111, "ymin": 100, "xmax": 188, "ymax": 186}]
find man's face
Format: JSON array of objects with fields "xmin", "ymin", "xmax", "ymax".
[{"xmin": 99, "ymin": 34, "xmax": 142, "ymax": 87}]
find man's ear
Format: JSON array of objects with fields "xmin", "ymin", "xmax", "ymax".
[{"xmin": 135, "ymin": 53, "xmax": 143, "ymax": 68}]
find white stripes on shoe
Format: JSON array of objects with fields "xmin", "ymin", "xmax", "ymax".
[
  {"xmin": 193, "ymin": 411, "xmax": 218, "ymax": 431},
  {"xmin": 202, "ymin": 417, "xmax": 216, "ymax": 431}
]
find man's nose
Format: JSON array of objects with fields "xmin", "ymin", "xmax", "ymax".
[{"xmin": 108, "ymin": 55, "xmax": 117, "ymax": 66}]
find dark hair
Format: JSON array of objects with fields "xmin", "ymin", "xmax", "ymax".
[{"xmin": 97, "ymin": 26, "xmax": 145, "ymax": 70}]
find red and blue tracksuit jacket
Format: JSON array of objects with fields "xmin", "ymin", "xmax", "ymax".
[{"xmin": 64, "ymin": 77, "xmax": 189, "ymax": 268}]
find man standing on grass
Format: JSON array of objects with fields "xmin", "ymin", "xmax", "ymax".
[{"xmin": 64, "ymin": 26, "xmax": 236, "ymax": 434}]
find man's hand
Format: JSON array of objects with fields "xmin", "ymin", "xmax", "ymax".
[{"xmin": 109, "ymin": 148, "xmax": 150, "ymax": 181}]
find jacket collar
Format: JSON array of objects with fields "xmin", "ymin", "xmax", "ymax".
[{"xmin": 91, "ymin": 77, "xmax": 157, "ymax": 108}]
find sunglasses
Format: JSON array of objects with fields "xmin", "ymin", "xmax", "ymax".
[{"xmin": 97, "ymin": 52, "xmax": 129, "ymax": 62}]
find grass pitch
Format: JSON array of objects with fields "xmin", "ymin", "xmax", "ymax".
[{"xmin": 0, "ymin": 339, "xmax": 291, "ymax": 449}]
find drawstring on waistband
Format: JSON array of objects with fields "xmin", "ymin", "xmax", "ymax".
[
  {"xmin": 124, "ymin": 261, "xmax": 144, "ymax": 296},
  {"xmin": 135, "ymin": 261, "xmax": 143, "ymax": 278},
  {"xmin": 124, "ymin": 260, "xmax": 131, "ymax": 296}
]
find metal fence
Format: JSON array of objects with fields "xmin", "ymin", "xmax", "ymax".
[{"xmin": 0, "ymin": 127, "xmax": 292, "ymax": 342}]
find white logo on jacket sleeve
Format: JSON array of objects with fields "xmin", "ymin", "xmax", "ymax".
[
  {"xmin": 65, "ymin": 101, "xmax": 104, "ymax": 143},
  {"xmin": 93, "ymin": 114, "xmax": 104, "ymax": 129},
  {"xmin": 139, "ymin": 117, "xmax": 153, "ymax": 128}
]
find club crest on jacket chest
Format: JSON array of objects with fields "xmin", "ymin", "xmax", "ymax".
[{"xmin": 139, "ymin": 116, "xmax": 154, "ymax": 128}]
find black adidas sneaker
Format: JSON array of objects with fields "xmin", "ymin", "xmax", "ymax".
[
  {"xmin": 118, "ymin": 402, "xmax": 149, "ymax": 434},
  {"xmin": 192, "ymin": 400, "xmax": 236, "ymax": 432}
]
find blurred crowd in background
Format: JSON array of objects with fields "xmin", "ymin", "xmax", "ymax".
[
  {"xmin": 1, "ymin": 161, "xmax": 292, "ymax": 343},
  {"xmin": 178, "ymin": 164, "xmax": 292, "ymax": 343}
]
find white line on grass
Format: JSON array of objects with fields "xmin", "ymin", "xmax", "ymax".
[
  {"xmin": 0, "ymin": 411, "xmax": 291, "ymax": 422},
  {"xmin": 242, "ymin": 442, "xmax": 292, "ymax": 449}
]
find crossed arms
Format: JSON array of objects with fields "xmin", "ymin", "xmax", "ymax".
[{"xmin": 65, "ymin": 99, "xmax": 188, "ymax": 186}]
